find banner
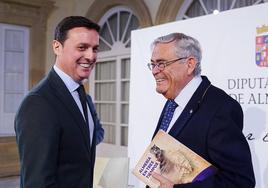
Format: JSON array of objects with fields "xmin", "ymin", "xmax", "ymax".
[{"xmin": 129, "ymin": 3, "xmax": 268, "ymax": 188}]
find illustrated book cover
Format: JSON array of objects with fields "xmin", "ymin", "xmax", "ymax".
[{"xmin": 132, "ymin": 130, "xmax": 217, "ymax": 188}]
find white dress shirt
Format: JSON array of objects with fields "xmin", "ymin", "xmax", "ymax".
[
  {"xmin": 53, "ymin": 65, "xmax": 94, "ymax": 145},
  {"xmin": 167, "ymin": 76, "xmax": 202, "ymax": 132}
]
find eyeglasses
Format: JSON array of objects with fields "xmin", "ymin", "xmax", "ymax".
[{"xmin": 147, "ymin": 57, "xmax": 187, "ymax": 71}]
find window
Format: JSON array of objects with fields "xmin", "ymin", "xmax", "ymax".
[
  {"xmin": 176, "ymin": 0, "xmax": 267, "ymax": 20},
  {"xmin": 91, "ymin": 6, "xmax": 139, "ymax": 147},
  {"xmin": 0, "ymin": 23, "xmax": 29, "ymax": 136},
  {"xmin": 98, "ymin": 7, "xmax": 139, "ymax": 53}
]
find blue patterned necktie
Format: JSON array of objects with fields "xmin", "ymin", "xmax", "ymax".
[{"xmin": 160, "ymin": 100, "xmax": 178, "ymax": 132}]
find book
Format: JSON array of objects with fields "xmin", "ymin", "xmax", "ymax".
[{"xmin": 132, "ymin": 130, "xmax": 217, "ymax": 188}]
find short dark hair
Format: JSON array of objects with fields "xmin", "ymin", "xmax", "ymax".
[{"xmin": 54, "ymin": 16, "xmax": 100, "ymax": 44}]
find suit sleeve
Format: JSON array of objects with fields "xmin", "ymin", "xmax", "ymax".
[
  {"xmin": 174, "ymin": 99, "xmax": 255, "ymax": 188},
  {"xmin": 15, "ymin": 94, "xmax": 60, "ymax": 188}
]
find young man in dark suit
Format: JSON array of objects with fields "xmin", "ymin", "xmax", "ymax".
[
  {"xmin": 147, "ymin": 33, "xmax": 255, "ymax": 188},
  {"xmin": 15, "ymin": 16, "xmax": 104, "ymax": 188}
]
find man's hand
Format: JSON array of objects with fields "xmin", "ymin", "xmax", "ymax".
[{"xmin": 152, "ymin": 172, "xmax": 175, "ymax": 188}]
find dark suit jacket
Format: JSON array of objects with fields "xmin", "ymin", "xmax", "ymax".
[
  {"xmin": 15, "ymin": 68, "xmax": 104, "ymax": 188},
  {"xmin": 151, "ymin": 76, "xmax": 255, "ymax": 188}
]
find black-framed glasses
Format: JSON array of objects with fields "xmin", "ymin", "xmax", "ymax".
[{"xmin": 147, "ymin": 57, "xmax": 187, "ymax": 71}]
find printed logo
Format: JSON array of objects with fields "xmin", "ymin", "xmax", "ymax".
[{"xmin": 256, "ymin": 25, "xmax": 268, "ymax": 67}]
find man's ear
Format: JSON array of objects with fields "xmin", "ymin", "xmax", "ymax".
[
  {"xmin": 52, "ymin": 40, "xmax": 62, "ymax": 55},
  {"xmin": 187, "ymin": 57, "xmax": 197, "ymax": 75}
]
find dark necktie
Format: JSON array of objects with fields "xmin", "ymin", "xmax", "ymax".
[
  {"xmin": 77, "ymin": 85, "xmax": 89, "ymax": 126},
  {"xmin": 160, "ymin": 100, "xmax": 178, "ymax": 132}
]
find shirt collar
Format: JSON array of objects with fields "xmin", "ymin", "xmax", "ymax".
[
  {"xmin": 53, "ymin": 65, "xmax": 80, "ymax": 92},
  {"xmin": 174, "ymin": 75, "xmax": 202, "ymax": 109}
]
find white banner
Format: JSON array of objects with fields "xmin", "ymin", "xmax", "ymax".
[{"xmin": 128, "ymin": 3, "xmax": 268, "ymax": 188}]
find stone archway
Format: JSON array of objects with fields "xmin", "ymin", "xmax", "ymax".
[
  {"xmin": 155, "ymin": 0, "xmax": 183, "ymax": 25},
  {"xmin": 85, "ymin": 0, "xmax": 153, "ymax": 28}
]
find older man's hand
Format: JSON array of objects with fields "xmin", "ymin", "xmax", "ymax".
[{"xmin": 152, "ymin": 172, "xmax": 175, "ymax": 188}]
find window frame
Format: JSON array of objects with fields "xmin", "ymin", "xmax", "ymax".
[
  {"xmin": 0, "ymin": 23, "xmax": 29, "ymax": 136},
  {"xmin": 89, "ymin": 5, "xmax": 139, "ymax": 148}
]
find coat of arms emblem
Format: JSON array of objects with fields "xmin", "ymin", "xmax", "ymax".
[{"xmin": 256, "ymin": 25, "xmax": 268, "ymax": 67}]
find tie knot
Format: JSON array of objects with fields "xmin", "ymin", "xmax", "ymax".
[
  {"xmin": 167, "ymin": 100, "xmax": 178, "ymax": 111},
  {"xmin": 77, "ymin": 85, "xmax": 86, "ymax": 95},
  {"xmin": 77, "ymin": 85, "xmax": 87, "ymax": 104}
]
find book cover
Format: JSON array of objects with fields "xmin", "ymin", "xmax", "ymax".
[{"xmin": 132, "ymin": 130, "xmax": 216, "ymax": 188}]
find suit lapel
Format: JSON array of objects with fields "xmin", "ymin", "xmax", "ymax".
[
  {"xmin": 47, "ymin": 69, "xmax": 91, "ymax": 153},
  {"xmin": 169, "ymin": 76, "xmax": 211, "ymax": 137}
]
